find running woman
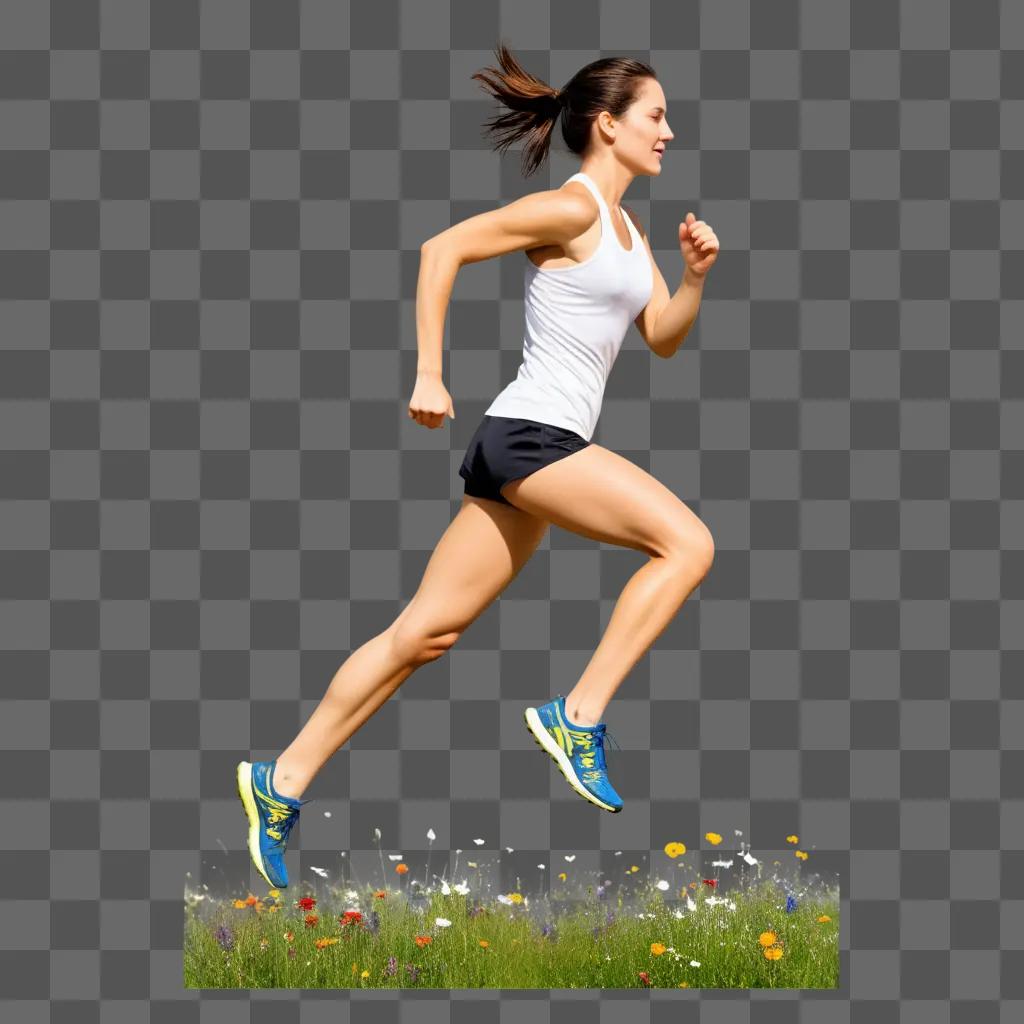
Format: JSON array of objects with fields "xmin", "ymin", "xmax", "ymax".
[{"xmin": 239, "ymin": 43, "xmax": 720, "ymax": 886}]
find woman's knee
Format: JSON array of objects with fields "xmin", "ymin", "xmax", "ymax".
[
  {"xmin": 658, "ymin": 520, "xmax": 715, "ymax": 575},
  {"xmin": 387, "ymin": 617, "xmax": 461, "ymax": 668}
]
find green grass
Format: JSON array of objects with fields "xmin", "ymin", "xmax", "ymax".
[{"xmin": 184, "ymin": 874, "xmax": 839, "ymax": 989}]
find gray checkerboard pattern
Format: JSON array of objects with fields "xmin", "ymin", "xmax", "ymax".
[{"xmin": 2, "ymin": 0, "xmax": 1020, "ymax": 1019}]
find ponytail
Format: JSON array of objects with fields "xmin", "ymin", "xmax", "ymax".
[{"xmin": 472, "ymin": 41, "xmax": 658, "ymax": 178}]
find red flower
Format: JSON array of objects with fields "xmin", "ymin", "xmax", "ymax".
[
  {"xmin": 303, "ymin": 913, "xmax": 319, "ymax": 928},
  {"xmin": 702, "ymin": 878, "xmax": 718, "ymax": 888},
  {"xmin": 296, "ymin": 896, "xmax": 317, "ymax": 911},
  {"xmin": 638, "ymin": 971, "xmax": 651, "ymax": 986},
  {"xmin": 340, "ymin": 910, "xmax": 363, "ymax": 926}
]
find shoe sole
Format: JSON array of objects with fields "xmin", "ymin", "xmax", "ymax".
[
  {"xmin": 235, "ymin": 760, "xmax": 283, "ymax": 888},
  {"xmin": 523, "ymin": 707, "xmax": 621, "ymax": 812}
]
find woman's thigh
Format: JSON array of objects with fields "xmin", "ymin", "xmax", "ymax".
[
  {"xmin": 499, "ymin": 443, "xmax": 713, "ymax": 562},
  {"xmin": 389, "ymin": 494, "xmax": 549, "ymax": 653}
]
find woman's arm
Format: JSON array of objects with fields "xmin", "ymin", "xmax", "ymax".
[{"xmin": 415, "ymin": 190, "xmax": 594, "ymax": 378}]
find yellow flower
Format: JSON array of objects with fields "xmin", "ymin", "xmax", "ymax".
[
  {"xmin": 361, "ymin": 969, "xmax": 370, "ymax": 979},
  {"xmin": 233, "ymin": 899, "xmax": 247, "ymax": 908},
  {"xmin": 795, "ymin": 850, "xmax": 808, "ymax": 860},
  {"xmin": 508, "ymin": 892, "xmax": 524, "ymax": 904},
  {"xmin": 678, "ymin": 981, "xmax": 690, "ymax": 988},
  {"xmin": 268, "ymin": 889, "xmax": 280, "ymax": 899},
  {"xmin": 817, "ymin": 914, "xmax": 831, "ymax": 923},
  {"xmin": 630, "ymin": 865, "xmax": 639, "ymax": 873},
  {"xmin": 705, "ymin": 832, "xmax": 722, "ymax": 845},
  {"xmin": 764, "ymin": 946, "xmax": 784, "ymax": 960},
  {"xmin": 786, "ymin": 835, "xmax": 799, "ymax": 844},
  {"xmin": 664, "ymin": 842, "xmax": 686, "ymax": 858},
  {"xmin": 479, "ymin": 939, "xmax": 489, "ymax": 948},
  {"xmin": 759, "ymin": 931, "xmax": 777, "ymax": 947},
  {"xmin": 314, "ymin": 937, "xmax": 339, "ymax": 949},
  {"xmin": 651, "ymin": 942, "xmax": 666, "ymax": 955},
  {"xmin": 558, "ymin": 872, "xmax": 567, "ymax": 881}
]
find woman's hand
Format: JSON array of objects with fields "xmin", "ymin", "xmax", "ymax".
[
  {"xmin": 408, "ymin": 372, "xmax": 455, "ymax": 429},
  {"xmin": 679, "ymin": 213, "xmax": 719, "ymax": 277}
]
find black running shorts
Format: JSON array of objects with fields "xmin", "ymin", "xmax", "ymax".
[{"xmin": 458, "ymin": 415, "xmax": 592, "ymax": 507}]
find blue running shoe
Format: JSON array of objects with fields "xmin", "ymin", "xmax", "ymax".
[
  {"xmin": 235, "ymin": 760, "xmax": 313, "ymax": 888},
  {"xmin": 524, "ymin": 694, "xmax": 624, "ymax": 812}
]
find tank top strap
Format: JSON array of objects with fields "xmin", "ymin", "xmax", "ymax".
[{"xmin": 565, "ymin": 171, "xmax": 640, "ymax": 254}]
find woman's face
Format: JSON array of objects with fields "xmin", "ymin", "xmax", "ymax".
[{"xmin": 618, "ymin": 78, "xmax": 674, "ymax": 174}]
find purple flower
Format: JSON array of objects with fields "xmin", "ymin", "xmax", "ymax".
[
  {"xmin": 385, "ymin": 955, "xmax": 397, "ymax": 976},
  {"xmin": 406, "ymin": 962, "xmax": 420, "ymax": 982},
  {"xmin": 605, "ymin": 910, "xmax": 615, "ymax": 927},
  {"xmin": 214, "ymin": 924, "xmax": 234, "ymax": 951},
  {"xmin": 786, "ymin": 894, "xmax": 798, "ymax": 913}
]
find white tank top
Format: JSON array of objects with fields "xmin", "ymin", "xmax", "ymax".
[{"xmin": 483, "ymin": 170, "xmax": 653, "ymax": 441}]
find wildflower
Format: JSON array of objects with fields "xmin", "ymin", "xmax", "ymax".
[
  {"xmin": 283, "ymin": 931, "xmax": 294, "ymax": 942},
  {"xmin": 558, "ymin": 872, "xmax": 567, "ymax": 881},
  {"xmin": 232, "ymin": 899, "xmax": 247, "ymax": 909},
  {"xmin": 664, "ymin": 841, "xmax": 686, "ymax": 858},
  {"xmin": 406, "ymin": 963, "xmax": 420, "ymax": 981},
  {"xmin": 638, "ymin": 970, "xmax": 651, "ymax": 986},
  {"xmin": 690, "ymin": 959, "xmax": 701, "ymax": 967},
  {"xmin": 630, "ymin": 865, "xmax": 639, "ymax": 873},
  {"xmin": 655, "ymin": 880, "xmax": 669, "ymax": 891},
  {"xmin": 764, "ymin": 946, "xmax": 783, "ymax": 960},
  {"xmin": 214, "ymin": 925, "xmax": 234, "ymax": 951},
  {"xmin": 435, "ymin": 917, "xmax": 451, "ymax": 928},
  {"xmin": 340, "ymin": 910, "xmax": 363, "ymax": 926},
  {"xmin": 759, "ymin": 931, "xmax": 777, "ymax": 946},
  {"xmin": 786, "ymin": 895, "xmax": 797, "ymax": 913},
  {"xmin": 414, "ymin": 934, "xmax": 432, "ymax": 947},
  {"xmin": 795, "ymin": 850, "xmax": 808, "ymax": 860},
  {"xmin": 678, "ymin": 981, "xmax": 689, "ymax": 988},
  {"xmin": 817, "ymin": 914, "xmax": 831, "ymax": 923},
  {"xmin": 540, "ymin": 923, "xmax": 555, "ymax": 939},
  {"xmin": 702, "ymin": 879, "xmax": 718, "ymax": 889},
  {"xmin": 374, "ymin": 890, "xmax": 386, "ymax": 899},
  {"xmin": 310, "ymin": 866, "xmax": 329, "ymax": 878},
  {"xmin": 360, "ymin": 969, "xmax": 370, "ymax": 979},
  {"xmin": 651, "ymin": 942, "xmax": 666, "ymax": 956},
  {"xmin": 259, "ymin": 938, "xmax": 269, "ymax": 951},
  {"xmin": 244, "ymin": 893, "xmax": 259, "ymax": 906},
  {"xmin": 478, "ymin": 939, "xmax": 489, "ymax": 948},
  {"xmin": 705, "ymin": 832, "xmax": 722, "ymax": 845},
  {"xmin": 315, "ymin": 937, "xmax": 340, "ymax": 949},
  {"xmin": 508, "ymin": 892, "xmax": 524, "ymax": 904},
  {"xmin": 385, "ymin": 955, "xmax": 397, "ymax": 975},
  {"xmin": 296, "ymin": 897, "xmax": 317, "ymax": 911},
  {"xmin": 786, "ymin": 835, "xmax": 798, "ymax": 844},
  {"xmin": 396, "ymin": 863, "xmax": 409, "ymax": 875},
  {"xmin": 304, "ymin": 913, "xmax": 319, "ymax": 928}
]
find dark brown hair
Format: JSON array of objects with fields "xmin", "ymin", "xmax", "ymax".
[{"xmin": 471, "ymin": 41, "xmax": 657, "ymax": 178}]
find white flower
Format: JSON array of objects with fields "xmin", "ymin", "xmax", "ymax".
[
  {"xmin": 741, "ymin": 851, "xmax": 758, "ymax": 866},
  {"xmin": 564, "ymin": 854, "xmax": 576, "ymax": 862},
  {"xmin": 711, "ymin": 858, "xmax": 733, "ymax": 869},
  {"xmin": 537, "ymin": 864, "xmax": 545, "ymax": 870},
  {"xmin": 374, "ymin": 828, "xmax": 381, "ymax": 840},
  {"xmin": 614, "ymin": 851, "xmax": 622, "ymax": 855},
  {"xmin": 310, "ymin": 866, "xmax": 329, "ymax": 878},
  {"xmin": 453, "ymin": 882, "xmax": 470, "ymax": 896},
  {"xmin": 435, "ymin": 917, "xmax": 451, "ymax": 927},
  {"xmin": 506, "ymin": 847, "xmax": 514, "ymax": 853},
  {"xmin": 441, "ymin": 880, "xmax": 451, "ymax": 895},
  {"xmin": 655, "ymin": 879, "xmax": 669, "ymax": 891},
  {"xmin": 467, "ymin": 861, "xmax": 477, "ymax": 868},
  {"xmin": 496, "ymin": 894, "xmax": 513, "ymax": 905},
  {"xmin": 427, "ymin": 828, "xmax": 436, "ymax": 842},
  {"xmin": 345, "ymin": 890, "xmax": 359, "ymax": 900},
  {"xmin": 323, "ymin": 811, "xmax": 331, "ymax": 818},
  {"xmin": 387, "ymin": 854, "xmax": 403, "ymax": 861},
  {"xmin": 473, "ymin": 838, "xmax": 485, "ymax": 845},
  {"xmin": 690, "ymin": 959, "xmax": 701, "ymax": 967}
]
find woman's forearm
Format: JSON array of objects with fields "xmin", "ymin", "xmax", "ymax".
[
  {"xmin": 415, "ymin": 243, "xmax": 461, "ymax": 378},
  {"xmin": 651, "ymin": 267, "xmax": 706, "ymax": 359}
]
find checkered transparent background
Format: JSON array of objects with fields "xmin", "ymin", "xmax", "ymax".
[{"xmin": 2, "ymin": 0, "xmax": 1022, "ymax": 1020}]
